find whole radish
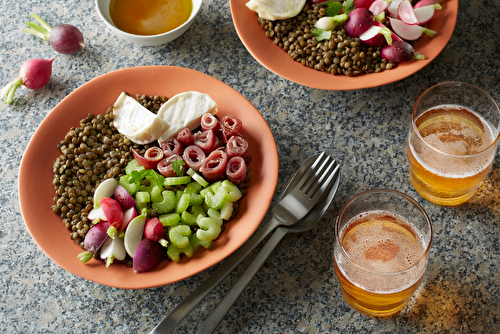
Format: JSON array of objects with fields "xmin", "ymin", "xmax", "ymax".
[
  {"xmin": 0, "ymin": 57, "xmax": 55, "ymax": 104},
  {"xmin": 344, "ymin": 8, "xmax": 374, "ymax": 37},
  {"xmin": 381, "ymin": 40, "xmax": 425, "ymax": 63},
  {"xmin": 25, "ymin": 13, "xmax": 84, "ymax": 54}
]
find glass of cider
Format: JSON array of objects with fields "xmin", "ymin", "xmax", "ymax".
[
  {"xmin": 334, "ymin": 189, "xmax": 433, "ymax": 317},
  {"xmin": 407, "ymin": 82, "xmax": 500, "ymax": 206}
]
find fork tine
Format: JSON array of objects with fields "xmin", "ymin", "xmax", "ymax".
[
  {"xmin": 294, "ymin": 152, "xmax": 327, "ymax": 190},
  {"xmin": 307, "ymin": 159, "xmax": 340, "ymax": 201},
  {"xmin": 302, "ymin": 156, "xmax": 335, "ymax": 195}
]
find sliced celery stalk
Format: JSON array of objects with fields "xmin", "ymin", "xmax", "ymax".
[
  {"xmin": 196, "ymin": 217, "xmax": 222, "ymax": 242},
  {"xmin": 221, "ymin": 180, "xmax": 242, "ymax": 202},
  {"xmin": 168, "ymin": 224, "xmax": 192, "ymax": 248},
  {"xmin": 190, "ymin": 234, "xmax": 212, "ymax": 253},
  {"xmin": 187, "ymin": 168, "xmax": 209, "ymax": 187},
  {"xmin": 205, "ymin": 186, "xmax": 229, "ymax": 210},
  {"xmin": 164, "ymin": 176, "xmax": 192, "ymax": 186},
  {"xmin": 167, "ymin": 242, "xmax": 194, "ymax": 262},
  {"xmin": 152, "ymin": 190, "xmax": 176, "ymax": 214},
  {"xmin": 159, "ymin": 212, "xmax": 181, "ymax": 227},
  {"xmin": 119, "ymin": 174, "xmax": 140, "ymax": 196},
  {"xmin": 135, "ymin": 191, "xmax": 150, "ymax": 214},
  {"xmin": 175, "ymin": 193, "xmax": 191, "ymax": 213},
  {"xmin": 219, "ymin": 201, "xmax": 233, "ymax": 221},
  {"xmin": 125, "ymin": 159, "xmax": 145, "ymax": 175}
]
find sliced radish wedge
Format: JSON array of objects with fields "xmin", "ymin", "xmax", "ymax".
[
  {"xmin": 414, "ymin": 0, "xmax": 441, "ymax": 9},
  {"xmin": 93, "ymin": 178, "xmax": 119, "ymax": 208},
  {"xmin": 398, "ymin": 0, "xmax": 419, "ymax": 25},
  {"xmin": 373, "ymin": 21, "xmax": 403, "ymax": 42},
  {"xmin": 387, "ymin": 0, "xmax": 404, "ymax": 18},
  {"xmin": 88, "ymin": 207, "xmax": 106, "ymax": 221},
  {"xmin": 389, "ymin": 18, "xmax": 437, "ymax": 40},
  {"xmin": 124, "ymin": 214, "xmax": 147, "ymax": 258},
  {"xmin": 360, "ymin": 25, "xmax": 393, "ymax": 46},
  {"xmin": 414, "ymin": 4, "xmax": 439, "ymax": 24},
  {"xmin": 369, "ymin": 0, "xmax": 391, "ymax": 17},
  {"xmin": 121, "ymin": 206, "xmax": 138, "ymax": 232}
]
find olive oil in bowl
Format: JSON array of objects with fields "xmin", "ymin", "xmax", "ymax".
[{"xmin": 110, "ymin": 0, "xmax": 193, "ymax": 36}]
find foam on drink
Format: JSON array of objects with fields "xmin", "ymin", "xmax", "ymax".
[
  {"xmin": 410, "ymin": 105, "xmax": 495, "ymax": 179},
  {"xmin": 338, "ymin": 210, "xmax": 426, "ymax": 294}
]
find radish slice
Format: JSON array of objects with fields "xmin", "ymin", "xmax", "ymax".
[
  {"xmin": 359, "ymin": 25, "xmax": 393, "ymax": 46},
  {"xmin": 121, "ymin": 206, "xmax": 138, "ymax": 232},
  {"xmin": 93, "ymin": 178, "xmax": 119, "ymax": 208},
  {"xmin": 414, "ymin": 5, "xmax": 439, "ymax": 24},
  {"xmin": 389, "ymin": 18, "xmax": 437, "ymax": 40},
  {"xmin": 100, "ymin": 236, "xmax": 126, "ymax": 268},
  {"xmin": 369, "ymin": 0, "xmax": 391, "ymax": 17},
  {"xmin": 387, "ymin": 0, "xmax": 404, "ymax": 18},
  {"xmin": 414, "ymin": 0, "xmax": 441, "ymax": 9},
  {"xmin": 398, "ymin": 0, "xmax": 419, "ymax": 25},
  {"xmin": 124, "ymin": 214, "xmax": 147, "ymax": 258}
]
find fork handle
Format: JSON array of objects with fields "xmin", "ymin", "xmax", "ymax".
[
  {"xmin": 149, "ymin": 216, "xmax": 282, "ymax": 334},
  {"xmin": 195, "ymin": 227, "xmax": 288, "ymax": 334}
]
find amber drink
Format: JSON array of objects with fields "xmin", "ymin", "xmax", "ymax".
[
  {"xmin": 334, "ymin": 190, "xmax": 432, "ymax": 317},
  {"xmin": 407, "ymin": 82, "xmax": 500, "ymax": 206}
]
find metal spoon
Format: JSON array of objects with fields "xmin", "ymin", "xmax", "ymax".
[
  {"xmin": 195, "ymin": 158, "xmax": 341, "ymax": 333},
  {"xmin": 150, "ymin": 152, "xmax": 340, "ymax": 334}
]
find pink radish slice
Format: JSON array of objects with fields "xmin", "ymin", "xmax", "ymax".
[
  {"xmin": 359, "ymin": 25, "xmax": 392, "ymax": 46},
  {"xmin": 373, "ymin": 21, "xmax": 403, "ymax": 42},
  {"xmin": 100, "ymin": 197, "xmax": 123, "ymax": 229},
  {"xmin": 414, "ymin": 5, "xmax": 436, "ymax": 24},
  {"xmin": 387, "ymin": 0, "xmax": 404, "ymax": 18},
  {"xmin": 414, "ymin": 0, "xmax": 441, "ymax": 9},
  {"xmin": 389, "ymin": 18, "xmax": 436, "ymax": 40},
  {"xmin": 121, "ymin": 206, "xmax": 138, "ymax": 231},
  {"xmin": 369, "ymin": 0, "xmax": 391, "ymax": 17},
  {"xmin": 398, "ymin": 0, "xmax": 419, "ymax": 25}
]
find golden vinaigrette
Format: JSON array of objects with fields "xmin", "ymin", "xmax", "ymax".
[{"xmin": 110, "ymin": 0, "xmax": 193, "ymax": 36}]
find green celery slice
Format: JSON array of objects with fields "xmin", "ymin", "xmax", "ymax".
[
  {"xmin": 164, "ymin": 176, "xmax": 192, "ymax": 186},
  {"xmin": 175, "ymin": 193, "xmax": 191, "ymax": 213},
  {"xmin": 205, "ymin": 186, "xmax": 229, "ymax": 210},
  {"xmin": 159, "ymin": 212, "xmax": 181, "ymax": 226},
  {"xmin": 125, "ymin": 159, "xmax": 145, "ymax": 175},
  {"xmin": 150, "ymin": 186, "xmax": 163, "ymax": 202},
  {"xmin": 196, "ymin": 217, "xmax": 222, "ymax": 242},
  {"xmin": 119, "ymin": 174, "xmax": 140, "ymax": 196},
  {"xmin": 189, "ymin": 194, "xmax": 204, "ymax": 206},
  {"xmin": 220, "ymin": 201, "xmax": 233, "ymax": 221},
  {"xmin": 187, "ymin": 168, "xmax": 209, "ymax": 187},
  {"xmin": 181, "ymin": 205, "xmax": 206, "ymax": 226},
  {"xmin": 152, "ymin": 190, "xmax": 176, "ymax": 214},
  {"xmin": 135, "ymin": 191, "xmax": 150, "ymax": 214},
  {"xmin": 168, "ymin": 224, "xmax": 192, "ymax": 248},
  {"xmin": 207, "ymin": 208, "xmax": 223, "ymax": 227},
  {"xmin": 221, "ymin": 180, "xmax": 243, "ymax": 202},
  {"xmin": 167, "ymin": 242, "xmax": 194, "ymax": 262},
  {"xmin": 184, "ymin": 181, "xmax": 203, "ymax": 194},
  {"xmin": 190, "ymin": 234, "xmax": 212, "ymax": 253}
]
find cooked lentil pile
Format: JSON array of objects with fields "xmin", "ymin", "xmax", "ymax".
[
  {"xmin": 51, "ymin": 95, "xmax": 163, "ymax": 248},
  {"xmin": 52, "ymin": 94, "xmax": 250, "ymax": 250},
  {"xmin": 259, "ymin": 3, "xmax": 396, "ymax": 76}
]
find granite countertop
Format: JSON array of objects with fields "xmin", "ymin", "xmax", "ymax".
[{"xmin": 1, "ymin": 0, "xmax": 499, "ymax": 333}]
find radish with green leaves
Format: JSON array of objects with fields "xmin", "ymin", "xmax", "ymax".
[
  {"xmin": 25, "ymin": 13, "xmax": 84, "ymax": 54},
  {"xmin": 0, "ymin": 57, "xmax": 54, "ymax": 104}
]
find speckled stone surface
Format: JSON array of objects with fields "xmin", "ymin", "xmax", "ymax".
[{"xmin": 1, "ymin": 0, "xmax": 500, "ymax": 333}]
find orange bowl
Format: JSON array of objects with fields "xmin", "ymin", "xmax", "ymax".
[
  {"xmin": 230, "ymin": 0, "xmax": 458, "ymax": 90},
  {"xmin": 19, "ymin": 66, "xmax": 279, "ymax": 289}
]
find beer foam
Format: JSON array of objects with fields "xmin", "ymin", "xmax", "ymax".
[
  {"xmin": 411, "ymin": 105, "xmax": 496, "ymax": 179},
  {"xmin": 341, "ymin": 211, "xmax": 425, "ymax": 274}
]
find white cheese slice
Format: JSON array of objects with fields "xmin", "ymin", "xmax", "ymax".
[
  {"xmin": 112, "ymin": 92, "xmax": 170, "ymax": 145},
  {"xmin": 246, "ymin": 0, "xmax": 306, "ymax": 21},
  {"xmin": 156, "ymin": 91, "xmax": 218, "ymax": 143}
]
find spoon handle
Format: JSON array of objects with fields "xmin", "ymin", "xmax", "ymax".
[
  {"xmin": 150, "ymin": 216, "xmax": 281, "ymax": 334},
  {"xmin": 195, "ymin": 227, "xmax": 288, "ymax": 334}
]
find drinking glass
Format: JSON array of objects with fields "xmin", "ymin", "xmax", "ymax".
[
  {"xmin": 334, "ymin": 189, "xmax": 433, "ymax": 317},
  {"xmin": 406, "ymin": 82, "xmax": 500, "ymax": 206}
]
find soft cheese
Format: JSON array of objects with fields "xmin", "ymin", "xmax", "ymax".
[
  {"xmin": 112, "ymin": 92, "xmax": 170, "ymax": 145},
  {"xmin": 246, "ymin": 0, "xmax": 306, "ymax": 21},
  {"xmin": 156, "ymin": 91, "xmax": 218, "ymax": 143}
]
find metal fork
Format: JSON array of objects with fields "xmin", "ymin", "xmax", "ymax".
[{"xmin": 150, "ymin": 152, "xmax": 338, "ymax": 334}]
